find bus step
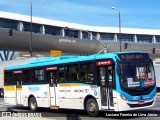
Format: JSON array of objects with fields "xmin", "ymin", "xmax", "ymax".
[
  {"xmin": 16, "ymin": 104, "xmax": 24, "ymax": 106},
  {"xmin": 102, "ymin": 108, "xmax": 114, "ymax": 111},
  {"xmin": 50, "ymin": 106, "xmax": 59, "ymax": 110},
  {"xmin": 106, "ymin": 109, "xmax": 114, "ymax": 111}
]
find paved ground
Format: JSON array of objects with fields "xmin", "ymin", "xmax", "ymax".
[{"xmin": 0, "ymin": 97, "xmax": 160, "ymax": 120}]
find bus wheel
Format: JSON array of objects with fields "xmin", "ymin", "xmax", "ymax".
[
  {"xmin": 86, "ymin": 98, "xmax": 99, "ymax": 117},
  {"xmin": 29, "ymin": 97, "xmax": 37, "ymax": 111}
]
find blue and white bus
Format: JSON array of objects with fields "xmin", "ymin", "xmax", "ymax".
[{"xmin": 3, "ymin": 52, "xmax": 156, "ymax": 116}]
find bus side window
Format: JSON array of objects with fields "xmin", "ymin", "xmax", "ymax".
[
  {"xmin": 31, "ymin": 68, "xmax": 45, "ymax": 83},
  {"xmin": 80, "ymin": 65, "xmax": 87, "ymax": 81},
  {"xmin": 23, "ymin": 69, "xmax": 31, "ymax": 84},
  {"xmin": 65, "ymin": 65, "xmax": 79, "ymax": 81},
  {"xmin": 87, "ymin": 64, "xmax": 94, "ymax": 81},
  {"xmin": 71, "ymin": 65, "xmax": 79, "ymax": 81},
  {"xmin": 80, "ymin": 63, "xmax": 94, "ymax": 82},
  {"xmin": 46, "ymin": 71, "xmax": 57, "ymax": 85},
  {"xmin": 99, "ymin": 67, "xmax": 106, "ymax": 86},
  {"xmin": 4, "ymin": 71, "xmax": 14, "ymax": 85},
  {"xmin": 14, "ymin": 73, "xmax": 23, "ymax": 86},
  {"xmin": 59, "ymin": 66, "xmax": 65, "ymax": 82}
]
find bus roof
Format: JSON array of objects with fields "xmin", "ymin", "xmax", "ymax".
[{"xmin": 6, "ymin": 51, "xmax": 147, "ymax": 70}]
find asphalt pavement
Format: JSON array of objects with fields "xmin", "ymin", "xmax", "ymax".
[{"xmin": 0, "ymin": 97, "xmax": 160, "ymax": 120}]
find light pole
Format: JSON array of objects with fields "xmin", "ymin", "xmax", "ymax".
[
  {"xmin": 85, "ymin": 31, "xmax": 107, "ymax": 53},
  {"xmin": 30, "ymin": 0, "xmax": 33, "ymax": 57},
  {"xmin": 112, "ymin": 7, "xmax": 121, "ymax": 52}
]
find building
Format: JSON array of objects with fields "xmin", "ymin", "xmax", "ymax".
[{"xmin": 0, "ymin": 11, "xmax": 160, "ymax": 60}]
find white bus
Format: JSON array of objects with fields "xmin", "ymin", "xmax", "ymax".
[{"xmin": 3, "ymin": 52, "xmax": 157, "ymax": 116}]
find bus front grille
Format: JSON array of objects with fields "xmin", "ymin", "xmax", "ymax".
[{"xmin": 127, "ymin": 101, "xmax": 154, "ymax": 108}]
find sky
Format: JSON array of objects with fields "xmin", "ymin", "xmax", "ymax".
[{"xmin": 0, "ymin": 0, "xmax": 160, "ymax": 29}]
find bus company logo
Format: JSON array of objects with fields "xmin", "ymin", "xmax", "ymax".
[
  {"xmin": 74, "ymin": 90, "xmax": 84, "ymax": 93},
  {"xmin": 28, "ymin": 86, "xmax": 40, "ymax": 92},
  {"xmin": 85, "ymin": 89, "xmax": 89, "ymax": 93},
  {"xmin": 133, "ymin": 96, "xmax": 139, "ymax": 100},
  {"xmin": 94, "ymin": 91, "xmax": 97, "ymax": 96},
  {"xmin": 142, "ymin": 95, "xmax": 150, "ymax": 100}
]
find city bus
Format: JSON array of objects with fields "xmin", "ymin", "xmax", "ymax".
[{"xmin": 3, "ymin": 52, "xmax": 156, "ymax": 116}]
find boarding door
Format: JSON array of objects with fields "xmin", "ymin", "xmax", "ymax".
[
  {"xmin": 97, "ymin": 60, "xmax": 114, "ymax": 110},
  {"xmin": 14, "ymin": 70, "xmax": 23, "ymax": 105},
  {"xmin": 46, "ymin": 66, "xmax": 58, "ymax": 106}
]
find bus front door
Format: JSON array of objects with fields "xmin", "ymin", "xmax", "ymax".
[
  {"xmin": 47, "ymin": 70, "xmax": 57, "ymax": 107},
  {"xmin": 15, "ymin": 73, "xmax": 22, "ymax": 105},
  {"xmin": 98, "ymin": 65, "xmax": 114, "ymax": 110}
]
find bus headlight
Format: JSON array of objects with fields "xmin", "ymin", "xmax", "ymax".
[{"xmin": 120, "ymin": 94, "xmax": 128, "ymax": 101}]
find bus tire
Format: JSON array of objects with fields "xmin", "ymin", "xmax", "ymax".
[
  {"xmin": 86, "ymin": 98, "xmax": 99, "ymax": 117},
  {"xmin": 29, "ymin": 97, "xmax": 37, "ymax": 111}
]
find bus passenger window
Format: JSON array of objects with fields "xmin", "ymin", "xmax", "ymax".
[
  {"xmin": 65, "ymin": 65, "xmax": 78, "ymax": 81},
  {"xmin": 99, "ymin": 67, "xmax": 105, "ymax": 86},
  {"xmin": 108, "ymin": 66, "xmax": 113, "ymax": 81},
  {"xmin": 46, "ymin": 71, "xmax": 57, "ymax": 85},
  {"xmin": 59, "ymin": 66, "xmax": 65, "ymax": 82},
  {"xmin": 80, "ymin": 63, "xmax": 94, "ymax": 82},
  {"xmin": 31, "ymin": 68, "xmax": 45, "ymax": 83},
  {"xmin": 23, "ymin": 70, "xmax": 31, "ymax": 84},
  {"xmin": 4, "ymin": 71, "xmax": 14, "ymax": 85},
  {"xmin": 87, "ymin": 64, "xmax": 94, "ymax": 81},
  {"xmin": 80, "ymin": 65, "xmax": 87, "ymax": 81}
]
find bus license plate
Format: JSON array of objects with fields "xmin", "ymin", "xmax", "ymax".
[{"xmin": 138, "ymin": 101, "xmax": 144, "ymax": 105}]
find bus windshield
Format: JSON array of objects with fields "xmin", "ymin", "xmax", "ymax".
[{"xmin": 119, "ymin": 61, "xmax": 156, "ymax": 89}]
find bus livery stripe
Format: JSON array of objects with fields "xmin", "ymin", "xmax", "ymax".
[
  {"xmin": 16, "ymin": 87, "xmax": 22, "ymax": 91},
  {"xmin": 4, "ymin": 86, "xmax": 15, "ymax": 91}
]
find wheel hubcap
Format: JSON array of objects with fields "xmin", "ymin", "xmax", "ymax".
[
  {"xmin": 88, "ymin": 103, "xmax": 96, "ymax": 112},
  {"xmin": 31, "ymin": 100, "xmax": 36, "ymax": 109}
]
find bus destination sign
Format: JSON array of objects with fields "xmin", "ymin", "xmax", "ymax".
[
  {"xmin": 46, "ymin": 66, "xmax": 57, "ymax": 71},
  {"xmin": 96, "ymin": 60, "xmax": 113, "ymax": 66},
  {"xmin": 14, "ymin": 70, "xmax": 22, "ymax": 74},
  {"xmin": 118, "ymin": 53, "xmax": 149, "ymax": 61}
]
